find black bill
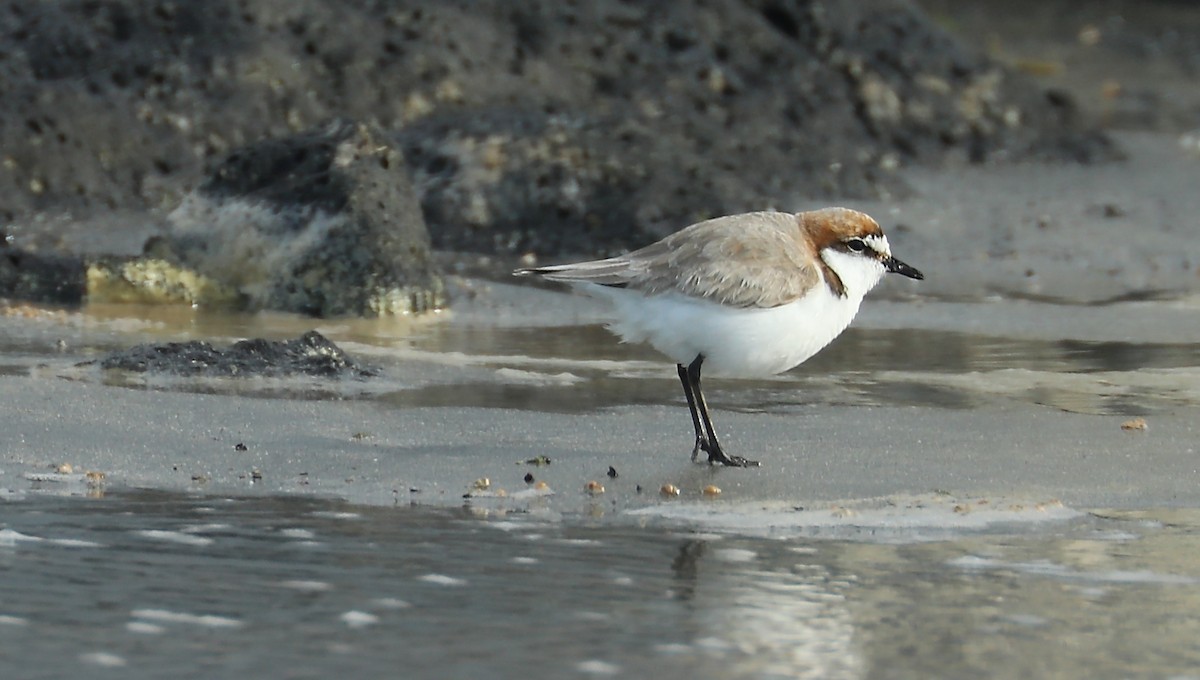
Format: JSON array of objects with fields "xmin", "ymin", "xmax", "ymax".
[{"xmin": 883, "ymin": 256, "xmax": 924, "ymax": 280}]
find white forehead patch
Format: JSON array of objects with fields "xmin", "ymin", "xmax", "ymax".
[{"xmin": 865, "ymin": 233, "xmax": 891, "ymax": 257}]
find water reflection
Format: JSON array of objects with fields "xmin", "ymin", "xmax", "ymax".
[
  {"xmin": 4, "ymin": 492, "xmax": 1200, "ymax": 678},
  {"xmin": 385, "ymin": 324, "xmax": 1200, "ymax": 415},
  {"xmin": 3, "ymin": 304, "xmax": 1196, "ymax": 415},
  {"xmin": 668, "ymin": 539, "xmax": 863, "ymax": 679}
]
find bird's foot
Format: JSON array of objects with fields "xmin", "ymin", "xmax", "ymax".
[
  {"xmin": 695, "ymin": 440, "xmax": 759, "ymax": 467},
  {"xmin": 708, "ymin": 451, "xmax": 760, "ymax": 467}
]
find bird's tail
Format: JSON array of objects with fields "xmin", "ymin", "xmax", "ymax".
[{"xmin": 513, "ymin": 258, "xmax": 634, "ymax": 287}]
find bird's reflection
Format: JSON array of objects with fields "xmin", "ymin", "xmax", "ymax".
[{"xmin": 669, "ymin": 539, "xmax": 708, "ymax": 601}]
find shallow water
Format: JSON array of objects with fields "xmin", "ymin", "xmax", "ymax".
[
  {"xmin": 395, "ymin": 322, "xmax": 1200, "ymax": 415},
  {"xmin": 2, "ymin": 302, "xmax": 1195, "ymax": 416},
  {"xmin": 3, "ymin": 491, "xmax": 1200, "ymax": 679}
]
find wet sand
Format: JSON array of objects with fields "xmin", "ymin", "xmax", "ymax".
[
  {"xmin": 1, "ymin": 361, "xmax": 1194, "ymax": 513},
  {"xmin": 1, "ymin": 289, "xmax": 1196, "ymax": 519}
]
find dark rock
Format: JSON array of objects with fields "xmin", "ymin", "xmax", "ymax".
[
  {"xmin": 93, "ymin": 330, "xmax": 377, "ymax": 378},
  {"xmin": 157, "ymin": 120, "xmax": 445, "ymax": 316},
  {"xmin": 0, "ymin": 239, "xmax": 86, "ymax": 305},
  {"xmin": 0, "ymin": 0, "xmax": 1122, "ymax": 257},
  {"xmin": 398, "ymin": 0, "xmax": 1116, "ymax": 255}
]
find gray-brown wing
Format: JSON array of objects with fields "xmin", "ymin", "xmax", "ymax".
[{"xmin": 518, "ymin": 212, "xmax": 820, "ymax": 308}]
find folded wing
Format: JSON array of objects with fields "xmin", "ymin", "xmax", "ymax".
[{"xmin": 516, "ymin": 212, "xmax": 820, "ymax": 309}]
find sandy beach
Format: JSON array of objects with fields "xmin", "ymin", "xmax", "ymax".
[{"xmin": 2, "ymin": 1, "xmax": 1199, "ymax": 674}]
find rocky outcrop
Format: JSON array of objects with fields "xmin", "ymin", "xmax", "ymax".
[
  {"xmin": 0, "ymin": 0, "xmax": 1115, "ymax": 261},
  {"xmin": 4, "ymin": 122, "xmax": 445, "ymax": 316},
  {"xmin": 154, "ymin": 120, "xmax": 445, "ymax": 316}
]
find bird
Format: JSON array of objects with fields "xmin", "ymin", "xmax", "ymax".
[{"xmin": 514, "ymin": 208, "xmax": 923, "ymax": 467}]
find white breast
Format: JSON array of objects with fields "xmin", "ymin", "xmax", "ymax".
[{"xmin": 590, "ymin": 283, "xmax": 865, "ymax": 377}]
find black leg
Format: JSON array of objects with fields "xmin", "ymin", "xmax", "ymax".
[
  {"xmin": 677, "ymin": 363, "xmax": 707, "ymax": 461},
  {"xmin": 684, "ymin": 355, "xmax": 759, "ymax": 467}
]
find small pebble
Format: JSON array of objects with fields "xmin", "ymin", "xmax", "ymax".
[
  {"xmin": 702, "ymin": 484, "xmax": 721, "ymax": 497},
  {"xmin": 606, "ymin": 466, "xmax": 618, "ymax": 479},
  {"xmin": 1121, "ymin": 417, "xmax": 1148, "ymax": 431},
  {"xmin": 585, "ymin": 480, "xmax": 605, "ymax": 495},
  {"xmin": 524, "ymin": 472, "xmax": 535, "ymax": 484},
  {"xmin": 472, "ymin": 477, "xmax": 491, "ymax": 490},
  {"xmin": 660, "ymin": 484, "xmax": 680, "ymax": 497}
]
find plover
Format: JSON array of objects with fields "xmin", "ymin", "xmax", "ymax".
[{"xmin": 515, "ymin": 208, "xmax": 923, "ymax": 467}]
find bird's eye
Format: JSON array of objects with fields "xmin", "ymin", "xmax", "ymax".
[{"xmin": 845, "ymin": 238, "xmax": 868, "ymax": 253}]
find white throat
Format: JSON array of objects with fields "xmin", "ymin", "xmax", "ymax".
[{"xmin": 820, "ymin": 248, "xmax": 885, "ymax": 299}]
